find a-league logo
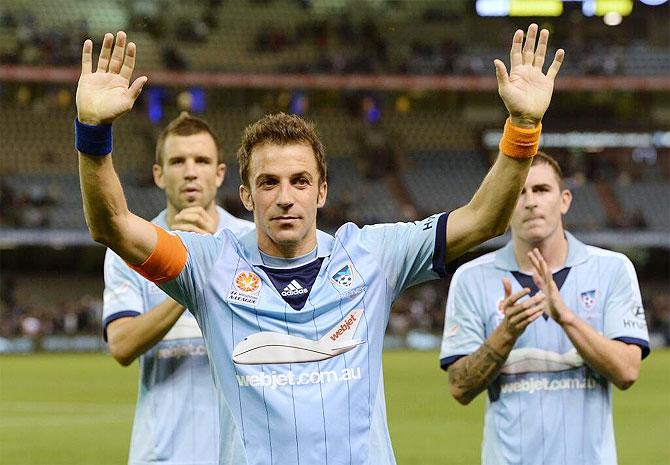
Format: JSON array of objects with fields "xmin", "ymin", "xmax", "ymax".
[{"xmin": 235, "ymin": 271, "xmax": 261, "ymax": 293}]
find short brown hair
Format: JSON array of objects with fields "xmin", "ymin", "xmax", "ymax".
[
  {"xmin": 155, "ymin": 112, "xmax": 222, "ymax": 165},
  {"xmin": 237, "ymin": 113, "xmax": 327, "ymax": 188},
  {"xmin": 532, "ymin": 151, "xmax": 564, "ymax": 189}
]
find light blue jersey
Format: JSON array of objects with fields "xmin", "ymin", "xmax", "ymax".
[
  {"xmin": 158, "ymin": 213, "xmax": 450, "ymax": 465},
  {"xmin": 440, "ymin": 233, "xmax": 650, "ymax": 465},
  {"xmin": 103, "ymin": 207, "xmax": 254, "ymax": 465}
]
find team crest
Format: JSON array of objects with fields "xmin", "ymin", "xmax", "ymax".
[
  {"xmin": 580, "ymin": 290, "xmax": 597, "ymax": 310},
  {"xmin": 228, "ymin": 271, "xmax": 262, "ymax": 305},
  {"xmin": 331, "ymin": 263, "xmax": 355, "ymax": 288}
]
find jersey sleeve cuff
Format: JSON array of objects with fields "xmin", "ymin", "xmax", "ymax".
[
  {"xmin": 440, "ymin": 354, "xmax": 467, "ymax": 371},
  {"xmin": 432, "ymin": 212, "xmax": 458, "ymax": 278},
  {"xmin": 102, "ymin": 311, "xmax": 141, "ymax": 342},
  {"xmin": 613, "ymin": 336, "xmax": 651, "ymax": 360}
]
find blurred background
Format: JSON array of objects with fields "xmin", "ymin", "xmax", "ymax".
[
  {"xmin": 1, "ymin": 0, "xmax": 668, "ymax": 351},
  {"xmin": 0, "ymin": 0, "xmax": 668, "ymax": 463}
]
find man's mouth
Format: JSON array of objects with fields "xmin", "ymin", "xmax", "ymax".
[
  {"xmin": 182, "ymin": 187, "xmax": 201, "ymax": 196},
  {"xmin": 272, "ymin": 216, "xmax": 300, "ymax": 221}
]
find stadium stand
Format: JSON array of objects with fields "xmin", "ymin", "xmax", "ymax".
[
  {"xmin": 1, "ymin": 0, "xmax": 668, "ymax": 346},
  {"xmin": 2, "ymin": 0, "xmax": 669, "ymax": 75}
]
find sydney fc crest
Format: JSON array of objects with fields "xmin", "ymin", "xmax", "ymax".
[
  {"xmin": 580, "ymin": 290, "xmax": 597, "ymax": 311},
  {"xmin": 331, "ymin": 263, "xmax": 355, "ymax": 288}
]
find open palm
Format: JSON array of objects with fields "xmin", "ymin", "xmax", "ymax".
[
  {"xmin": 495, "ymin": 25, "xmax": 564, "ymax": 126},
  {"xmin": 76, "ymin": 32, "xmax": 147, "ymax": 125}
]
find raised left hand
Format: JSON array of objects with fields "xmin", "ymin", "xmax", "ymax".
[{"xmin": 495, "ymin": 24, "xmax": 565, "ymax": 128}]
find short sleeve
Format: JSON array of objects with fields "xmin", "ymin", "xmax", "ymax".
[
  {"xmin": 439, "ymin": 266, "xmax": 487, "ymax": 370},
  {"xmin": 359, "ymin": 212, "xmax": 450, "ymax": 299},
  {"xmin": 102, "ymin": 248, "xmax": 144, "ymax": 339},
  {"xmin": 158, "ymin": 230, "xmax": 228, "ymax": 315},
  {"xmin": 603, "ymin": 256, "xmax": 650, "ymax": 359}
]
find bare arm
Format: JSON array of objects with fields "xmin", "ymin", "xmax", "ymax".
[
  {"xmin": 448, "ymin": 328, "xmax": 513, "ymax": 405},
  {"xmin": 446, "ymin": 25, "xmax": 565, "ymax": 262},
  {"xmin": 104, "ymin": 205, "xmax": 218, "ymax": 366},
  {"xmin": 529, "ymin": 249, "xmax": 642, "ymax": 390},
  {"xmin": 448, "ymin": 279, "xmax": 545, "ymax": 404},
  {"xmin": 107, "ymin": 299, "xmax": 186, "ymax": 366},
  {"xmin": 446, "ymin": 155, "xmax": 530, "ymax": 262},
  {"xmin": 77, "ymin": 32, "xmax": 153, "ymax": 264},
  {"xmin": 557, "ymin": 314, "xmax": 641, "ymax": 390}
]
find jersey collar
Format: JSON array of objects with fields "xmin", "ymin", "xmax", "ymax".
[
  {"xmin": 494, "ymin": 231, "xmax": 589, "ymax": 271},
  {"xmin": 239, "ymin": 228, "xmax": 335, "ymax": 266}
]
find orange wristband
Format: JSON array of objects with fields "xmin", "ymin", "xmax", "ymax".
[
  {"xmin": 499, "ymin": 118, "xmax": 542, "ymax": 159},
  {"xmin": 127, "ymin": 225, "xmax": 187, "ymax": 284}
]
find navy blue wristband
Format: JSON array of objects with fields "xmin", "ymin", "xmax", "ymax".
[{"xmin": 75, "ymin": 118, "xmax": 112, "ymax": 156}]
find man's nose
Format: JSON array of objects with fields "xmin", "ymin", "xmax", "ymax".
[
  {"xmin": 183, "ymin": 159, "xmax": 197, "ymax": 179},
  {"xmin": 523, "ymin": 190, "xmax": 537, "ymax": 208},
  {"xmin": 276, "ymin": 181, "xmax": 294, "ymax": 207}
]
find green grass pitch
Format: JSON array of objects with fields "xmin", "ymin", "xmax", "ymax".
[{"xmin": 1, "ymin": 350, "xmax": 669, "ymax": 465}]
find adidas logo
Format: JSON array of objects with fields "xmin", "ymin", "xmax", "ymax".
[{"xmin": 281, "ymin": 280, "xmax": 309, "ymax": 297}]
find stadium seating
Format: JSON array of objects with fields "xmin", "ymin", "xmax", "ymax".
[
  {"xmin": 2, "ymin": 0, "xmax": 668, "ymax": 75},
  {"xmin": 614, "ymin": 182, "xmax": 670, "ymax": 230}
]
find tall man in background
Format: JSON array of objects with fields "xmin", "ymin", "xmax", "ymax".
[
  {"xmin": 76, "ymin": 24, "xmax": 564, "ymax": 465},
  {"xmin": 440, "ymin": 153, "xmax": 650, "ymax": 465},
  {"xmin": 103, "ymin": 113, "xmax": 253, "ymax": 465}
]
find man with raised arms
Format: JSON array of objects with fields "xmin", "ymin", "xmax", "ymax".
[
  {"xmin": 440, "ymin": 153, "xmax": 649, "ymax": 465},
  {"xmin": 75, "ymin": 25, "xmax": 563, "ymax": 465}
]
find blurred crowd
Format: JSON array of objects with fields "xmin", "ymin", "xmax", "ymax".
[
  {"xmin": 2, "ymin": 272, "xmax": 668, "ymax": 348},
  {"xmin": 0, "ymin": 179, "xmax": 61, "ymax": 228},
  {"xmin": 0, "ymin": 276, "xmax": 102, "ymax": 339},
  {"xmin": 1, "ymin": 3, "xmax": 666, "ymax": 76}
]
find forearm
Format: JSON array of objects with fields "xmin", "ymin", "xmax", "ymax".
[
  {"xmin": 107, "ymin": 298, "xmax": 186, "ymax": 366},
  {"xmin": 446, "ymin": 153, "xmax": 531, "ymax": 261},
  {"xmin": 79, "ymin": 153, "xmax": 128, "ymax": 242},
  {"xmin": 467, "ymin": 153, "xmax": 532, "ymax": 234},
  {"xmin": 448, "ymin": 325, "xmax": 517, "ymax": 405},
  {"xmin": 79, "ymin": 153, "xmax": 155, "ymax": 263},
  {"xmin": 558, "ymin": 311, "xmax": 641, "ymax": 390}
]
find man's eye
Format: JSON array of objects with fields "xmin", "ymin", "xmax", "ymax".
[{"xmin": 295, "ymin": 177, "xmax": 308, "ymax": 185}]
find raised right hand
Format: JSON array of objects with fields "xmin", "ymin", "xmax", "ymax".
[
  {"xmin": 500, "ymin": 278, "xmax": 545, "ymax": 338},
  {"xmin": 76, "ymin": 31, "xmax": 147, "ymax": 125}
]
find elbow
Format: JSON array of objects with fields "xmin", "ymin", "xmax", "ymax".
[
  {"xmin": 489, "ymin": 221, "xmax": 510, "ymax": 240},
  {"xmin": 88, "ymin": 220, "xmax": 122, "ymax": 248},
  {"xmin": 449, "ymin": 385, "xmax": 474, "ymax": 406},
  {"xmin": 477, "ymin": 221, "xmax": 509, "ymax": 245},
  {"xmin": 474, "ymin": 209, "xmax": 511, "ymax": 242},
  {"xmin": 614, "ymin": 366, "xmax": 640, "ymax": 391},
  {"xmin": 485, "ymin": 209, "xmax": 512, "ymax": 238},
  {"xmin": 111, "ymin": 351, "xmax": 135, "ymax": 367},
  {"xmin": 108, "ymin": 342, "xmax": 136, "ymax": 367},
  {"xmin": 90, "ymin": 229, "xmax": 112, "ymax": 247},
  {"xmin": 86, "ymin": 217, "xmax": 114, "ymax": 246}
]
